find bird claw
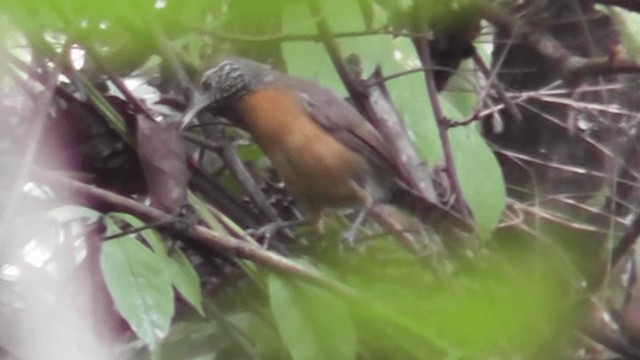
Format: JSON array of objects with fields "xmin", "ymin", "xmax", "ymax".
[
  {"xmin": 248, "ymin": 219, "xmax": 305, "ymax": 242},
  {"xmin": 341, "ymin": 227, "xmax": 360, "ymax": 251},
  {"xmin": 340, "ymin": 206, "xmax": 370, "ymax": 251}
]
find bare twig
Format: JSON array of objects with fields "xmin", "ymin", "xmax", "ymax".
[
  {"xmin": 220, "ymin": 141, "xmax": 283, "ymax": 223},
  {"xmin": 472, "ymin": 52, "xmax": 522, "ymax": 121},
  {"xmin": 305, "ymin": 0, "xmax": 364, "ymax": 98},
  {"xmin": 510, "ymin": 200, "xmax": 609, "ymax": 234},
  {"xmin": 612, "ymin": 213, "xmax": 640, "ymax": 267},
  {"xmin": 491, "ymin": 146, "xmax": 640, "ymax": 189},
  {"xmin": 412, "ymin": 38, "xmax": 471, "ymax": 220},
  {"xmin": 204, "ymin": 27, "xmax": 389, "ymax": 43}
]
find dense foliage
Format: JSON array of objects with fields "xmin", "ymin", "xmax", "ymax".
[{"xmin": 2, "ymin": 0, "xmax": 640, "ymax": 359}]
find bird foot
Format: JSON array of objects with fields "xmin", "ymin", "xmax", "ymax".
[
  {"xmin": 340, "ymin": 206, "xmax": 370, "ymax": 250},
  {"xmin": 248, "ymin": 219, "xmax": 306, "ymax": 242},
  {"xmin": 341, "ymin": 227, "xmax": 360, "ymax": 251}
]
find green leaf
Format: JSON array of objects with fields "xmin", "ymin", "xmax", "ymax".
[
  {"xmin": 448, "ymin": 124, "xmax": 506, "ymax": 238},
  {"xmin": 107, "ymin": 212, "xmax": 204, "ymax": 315},
  {"xmin": 384, "ymin": 38, "xmax": 443, "ymax": 165},
  {"xmin": 269, "ymin": 275, "xmax": 356, "ymax": 360},
  {"xmin": 428, "ymin": 65, "xmax": 505, "ymax": 238},
  {"xmin": 281, "ymin": 2, "xmax": 340, "ymax": 92},
  {"xmin": 283, "ymin": 4, "xmax": 443, "ymax": 168},
  {"xmin": 281, "ymin": 0, "xmax": 367, "ymax": 95},
  {"xmin": 108, "ymin": 212, "xmax": 167, "ymax": 253},
  {"xmin": 610, "ymin": 8, "xmax": 640, "ymax": 62},
  {"xmin": 228, "ymin": 311, "xmax": 286, "ymax": 358},
  {"xmin": 100, "ymin": 222, "xmax": 174, "ymax": 348},
  {"xmin": 169, "ymin": 249, "xmax": 204, "ymax": 316},
  {"xmin": 187, "ymin": 191, "xmax": 230, "ymax": 235}
]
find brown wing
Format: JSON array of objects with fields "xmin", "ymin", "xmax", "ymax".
[{"xmin": 275, "ymin": 74, "xmax": 395, "ymax": 174}]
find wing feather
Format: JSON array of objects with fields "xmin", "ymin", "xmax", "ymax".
[{"xmin": 277, "ymin": 75, "xmax": 395, "ymax": 174}]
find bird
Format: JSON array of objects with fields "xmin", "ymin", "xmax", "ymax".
[{"xmin": 182, "ymin": 57, "xmax": 468, "ymax": 238}]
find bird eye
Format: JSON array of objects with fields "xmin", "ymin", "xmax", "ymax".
[{"xmin": 201, "ymin": 78, "xmax": 213, "ymax": 92}]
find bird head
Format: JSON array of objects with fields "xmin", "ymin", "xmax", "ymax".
[{"xmin": 182, "ymin": 58, "xmax": 273, "ymax": 128}]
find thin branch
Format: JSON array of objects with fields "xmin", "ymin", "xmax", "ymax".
[
  {"xmin": 193, "ymin": 26, "xmax": 438, "ymax": 44},
  {"xmin": 542, "ymin": 194, "xmax": 627, "ymax": 227},
  {"xmin": 491, "ymin": 146, "xmax": 640, "ymax": 190},
  {"xmin": 29, "ymin": 164, "xmax": 356, "ymax": 297},
  {"xmin": 149, "ymin": 15, "xmax": 193, "ymax": 92},
  {"xmin": 29, "ymin": 160, "xmax": 461, "ymax": 355},
  {"xmin": 521, "ymin": 102, "xmax": 612, "ymax": 155},
  {"xmin": 182, "ymin": 132, "xmax": 225, "ymax": 152},
  {"xmin": 305, "ymin": 0, "xmax": 364, "ymax": 98},
  {"xmin": 205, "ymin": 27, "xmax": 387, "ymax": 43},
  {"xmin": 612, "ymin": 213, "xmax": 640, "ymax": 267},
  {"xmin": 220, "ymin": 141, "xmax": 283, "ymax": 223},
  {"xmin": 186, "ymin": 123, "xmax": 284, "ymax": 226},
  {"xmin": 511, "ymin": 200, "xmax": 609, "ymax": 234},
  {"xmin": 472, "ymin": 52, "xmax": 522, "ymax": 121},
  {"xmin": 370, "ymin": 65, "xmax": 474, "ymax": 87},
  {"xmin": 412, "ymin": 38, "xmax": 471, "ymax": 221},
  {"xmin": 448, "ymin": 112, "xmax": 481, "ymax": 128},
  {"xmin": 369, "ymin": 206, "xmax": 425, "ymax": 255},
  {"xmin": 517, "ymin": 93, "xmax": 637, "ymax": 118}
]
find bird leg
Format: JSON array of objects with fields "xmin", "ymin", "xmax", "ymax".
[
  {"xmin": 341, "ymin": 183, "xmax": 374, "ymax": 248},
  {"xmin": 341, "ymin": 205, "xmax": 371, "ymax": 249},
  {"xmin": 248, "ymin": 218, "xmax": 307, "ymax": 244}
]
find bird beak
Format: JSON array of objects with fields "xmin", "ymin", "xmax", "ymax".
[{"xmin": 181, "ymin": 91, "xmax": 219, "ymax": 129}]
